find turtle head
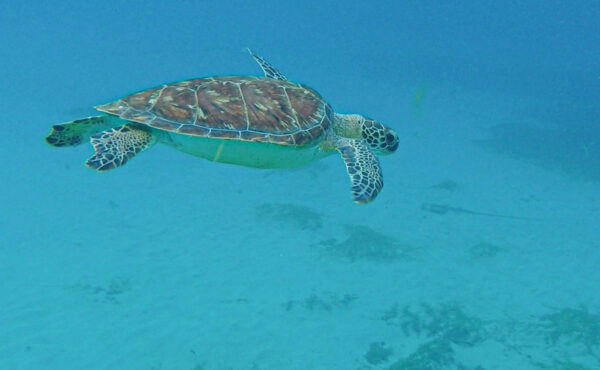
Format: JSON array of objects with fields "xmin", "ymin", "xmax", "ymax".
[
  {"xmin": 334, "ymin": 113, "xmax": 399, "ymax": 155},
  {"xmin": 360, "ymin": 117, "xmax": 399, "ymax": 155}
]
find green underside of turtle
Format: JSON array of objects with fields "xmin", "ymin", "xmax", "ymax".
[{"xmin": 163, "ymin": 127, "xmax": 329, "ymax": 169}]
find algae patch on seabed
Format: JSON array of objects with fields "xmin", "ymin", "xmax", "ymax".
[
  {"xmin": 67, "ymin": 277, "xmax": 131, "ymax": 304},
  {"xmin": 315, "ymin": 224, "xmax": 416, "ymax": 262},
  {"xmin": 379, "ymin": 303, "xmax": 488, "ymax": 369},
  {"xmin": 540, "ymin": 307, "xmax": 600, "ymax": 356},
  {"xmin": 489, "ymin": 305, "xmax": 600, "ymax": 368},
  {"xmin": 364, "ymin": 342, "xmax": 393, "ymax": 365},
  {"xmin": 255, "ymin": 202, "xmax": 323, "ymax": 231},
  {"xmin": 388, "ymin": 338, "xmax": 455, "ymax": 370},
  {"xmin": 468, "ymin": 242, "xmax": 504, "ymax": 260},
  {"xmin": 430, "ymin": 179, "xmax": 460, "ymax": 192},
  {"xmin": 284, "ymin": 292, "xmax": 357, "ymax": 313},
  {"xmin": 372, "ymin": 303, "xmax": 600, "ymax": 369},
  {"xmin": 532, "ymin": 358, "xmax": 593, "ymax": 370},
  {"xmin": 383, "ymin": 302, "xmax": 487, "ymax": 347}
]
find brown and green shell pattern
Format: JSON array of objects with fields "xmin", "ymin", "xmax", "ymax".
[{"xmin": 96, "ymin": 76, "xmax": 332, "ymax": 146}]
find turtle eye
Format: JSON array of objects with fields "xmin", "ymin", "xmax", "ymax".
[{"xmin": 385, "ymin": 130, "xmax": 399, "ymax": 152}]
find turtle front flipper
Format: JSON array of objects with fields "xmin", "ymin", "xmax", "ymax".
[
  {"xmin": 335, "ymin": 138, "xmax": 383, "ymax": 204},
  {"xmin": 45, "ymin": 115, "xmax": 115, "ymax": 147},
  {"xmin": 86, "ymin": 124, "xmax": 157, "ymax": 171}
]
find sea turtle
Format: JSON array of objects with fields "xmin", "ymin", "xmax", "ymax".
[{"xmin": 45, "ymin": 50, "xmax": 399, "ymax": 203}]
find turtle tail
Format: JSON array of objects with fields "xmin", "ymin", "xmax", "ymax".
[{"xmin": 45, "ymin": 115, "xmax": 115, "ymax": 147}]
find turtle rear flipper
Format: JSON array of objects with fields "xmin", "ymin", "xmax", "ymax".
[
  {"xmin": 336, "ymin": 138, "xmax": 383, "ymax": 204},
  {"xmin": 86, "ymin": 124, "xmax": 157, "ymax": 171},
  {"xmin": 45, "ymin": 115, "xmax": 115, "ymax": 147},
  {"xmin": 247, "ymin": 49, "xmax": 288, "ymax": 81}
]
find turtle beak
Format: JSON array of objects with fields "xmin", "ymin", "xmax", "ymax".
[{"xmin": 384, "ymin": 127, "xmax": 399, "ymax": 153}]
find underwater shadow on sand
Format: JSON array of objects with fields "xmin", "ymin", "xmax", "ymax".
[{"xmin": 476, "ymin": 122, "xmax": 600, "ymax": 182}]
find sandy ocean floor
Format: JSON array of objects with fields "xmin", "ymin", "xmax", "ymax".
[
  {"xmin": 2, "ymin": 3, "xmax": 599, "ymax": 368},
  {"xmin": 1, "ymin": 74, "xmax": 598, "ymax": 370}
]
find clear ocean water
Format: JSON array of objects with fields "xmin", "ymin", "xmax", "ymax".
[{"xmin": 1, "ymin": 1, "xmax": 599, "ymax": 369}]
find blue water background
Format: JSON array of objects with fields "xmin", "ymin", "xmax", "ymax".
[{"xmin": 1, "ymin": 1, "xmax": 599, "ymax": 368}]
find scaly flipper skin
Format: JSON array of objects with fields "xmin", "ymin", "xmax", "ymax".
[
  {"xmin": 336, "ymin": 138, "xmax": 383, "ymax": 204},
  {"xmin": 45, "ymin": 116, "xmax": 111, "ymax": 147},
  {"xmin": 247, "ymin": 49, "xmax": 288, "ymax": 81},
  {"xmin": 86, "ymin": 124, "xmax": 156, "ymax": 171}
]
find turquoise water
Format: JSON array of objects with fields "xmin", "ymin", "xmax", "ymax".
[{"xmin": 1, "ymin": 1, "xmax": 599, "ymax": 369}]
